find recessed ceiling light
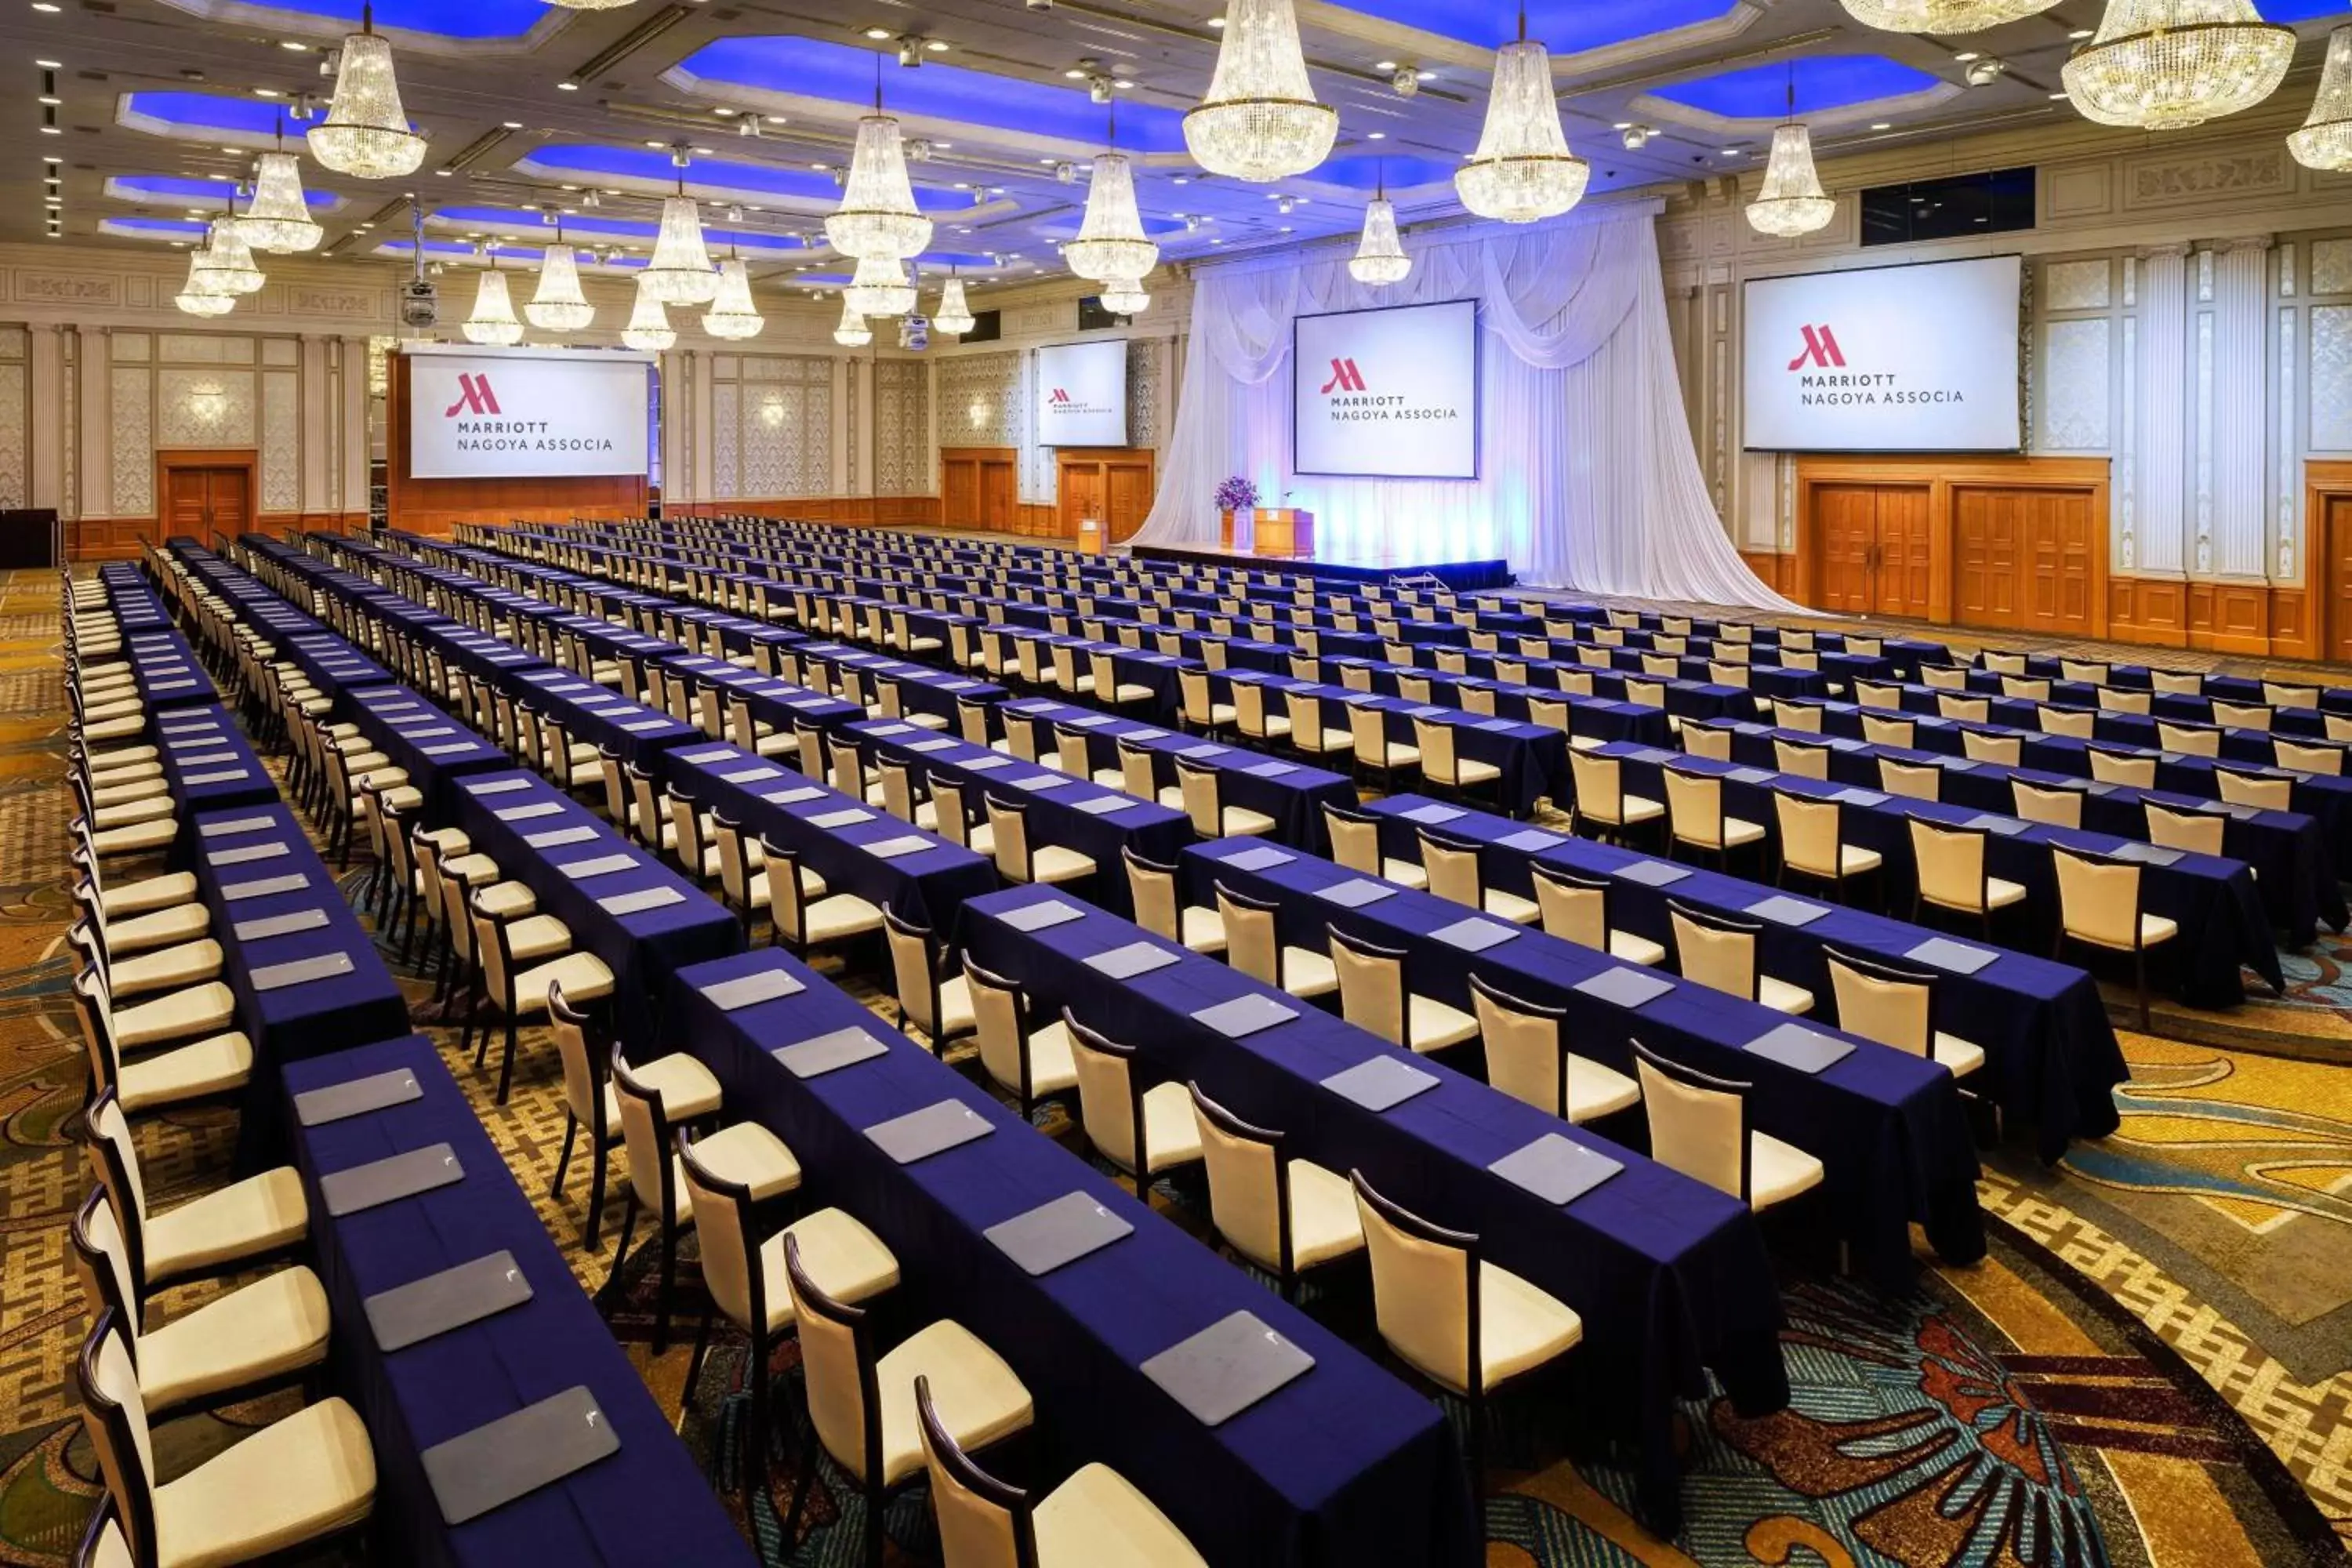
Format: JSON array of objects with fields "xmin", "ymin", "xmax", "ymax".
[
  {"xmin": 502, "ymin": 119, "xmax": 521, "ymax": 128},
  {"xmin": 1869, "ymin": 120, "xmax": 1890, "ymax": 129},
  {"xmin": 1207, "ymin": 16, "xmax": 1225, "ymax": 26},
  {"xmin": 38, "ymin": 124, "xmax": 60, "ymax": 133},
  {"xmin": 42, "ymin": 155, "xmax": 60, "ymax": 163},
  {"xmin": 1954, "ymin": 50, "xmax": 1980, "ymax": 62},
  {"xmin": 863, "ymin": 26, "xmax": 891, "ymax": 38},
  {"xmin": 2048, "ymin": 89, "xmax": 2068, "ymax": 100},
  {"xmin": 1719, "ymin": 147, "xmax": 1743, "ymax": 156},
  {"xmin": 38, "ymin": 94, "xmax": 59, "ymax": 105},
  {"xmin": 1374, "ymin": 59, "xmax": 1396, "ymax": 71},
  {"xmin": 34, "ymin": 56, "xmax": 59, "ymax": 67},
  {"xmin": 31, "ymin": 5, "xmax": 62, "ymax": 14},
  {"xmin": 713, "ymin": 105, "xmax": 735, "ymax": 115},
  {"xmin": 556, "ymin": 80, "xmax": 578, "ymax": 90},
  {"xmin": 253, "ymin": 86, "xmax": 281, "ymax": 97},
  {"xmin": 926, "ymin": 38, "xmax": 948, "ymax": 51},
  {"xmin": 278, "ymin": 38, "xmax": 307, "ymax": 49},
  {"xmin": 1064, "ymin": 67, "xmax": 1086, "ymax": 79},
  {"xmin": 1415, "ymin": 70, "xmax": 1435, "ymax": 81},
  {"xmin": 1172, "ymin": 175, "xmax": 1189, "ymax": 183},
  {"xmin": 2067, "ymin": 26, "xmax": 2092, "ymax": 38}
]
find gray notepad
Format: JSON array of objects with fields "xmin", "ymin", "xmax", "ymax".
[
  {"xmin": 198, "ymin": 813, "xmax": 277, "ymax": 840},
  {"xmin": 1088, "ymin": 941, "xmax": 1181, "ymax": 980},
  {"xmin": 292, "ymin": 1066, "xmax": 420, "ymax": 1127},
  {"xmin": 677, "ymin": 747, "xmax": 735, "ymax": 764},
  {"xmin": 468, "ymin": 777, "xmax": 535, "ymax": 797},
  {"xmin": 403, "ymin": 728, "xmax": 455, "ymax": 740},
  {"xmin": 862, "ymin": 835, "xmax": 934, "ymax": 859},
  {"xmin": 525, "ymin": 826, "xmax": 600, "ymax": 849},
  {"xmin": 986, "ymin": 1190, "xmax": 1134, "ymax": 1276},
  {"xmin": 600, "ymin": 885, "xmax": 686, "ymax": 916},
  {"xmin": 234, "ymin": 907, "xmax": 332, "ymax": 942},
  {"xmin": 222, "ymin": 872, "xmax": 310, "ymax": 902},
  {"xmin": 1497, "ymin": 829, "xmax": 1563, "ymax": 853},
  {"xmin": 2084, "ymin": 781, "xmax": 2122, "ymax": 797},
  {"xmin": 422, "ymin": 742, "xmax": 481, "ymax": 757},
  {"xmin": 1574, "ymin": 966, "xmax": 1675, "ymax": 1010},
  {"xmin": 1321, "ymin": 1054, "xmax": 1440, "ymax": 1112},
  {"xmin": 868, "ymin": 722, "xmax": 917, "ymax": 737},
  {"xmin": 964, "ymin": 755, "xmax": 1017, "ymax": 771},
  {"xmin": 1962, "ymin": 814, "xmax": 2031, "ymax": 836},
  {"xmin": 866, "ymin": 1099, "xmax": 993, "ymax": 1164},
  {"xmin": 1315, "ymin": 877, "xmax": 1396, "ymax": 908},
  {"xmin": 620, "ymin": 720, "xmax": 671, "ymax": 733},
  {"xmin": 208, "ymin": 840, "xmax": 290, "ymax": 867},
  {"xmin": 1431, "ymin": 916, "xmax": 1520, "ymax": 953},
  {"xmin": 178, "ymin": 750, "xmax": 239, "ymax": 767},
  {"xmin": 1243, "ymin": 760, "xmax": 1298, "ymax": 778},
  {"xmin": 1726, "ymin": 767, "xmax": 1777, "ymax": 786},
  {"xmin": 720, "ymin": 765, "xmax": 782, "ymax": 784},
  {"xmin": 2105, "ymin": 841, "xmax": 2185, "ymax": 866},
  {"xmin": 1074, "ymin": 795, "xmax": 1142, "ymax": 816},
  {"xmin": 1220, "ymin": 844, "xmax": 1294, "ymax": 872},
  {"xmin": 422, "ymin": 1386, "xmax": 617, "ymax": 1526},
  {"xmin": 1178, "ymin": 744, "xmax": 1228, "ymax": 760},
  {"xmin": 366, "ymin": 1250, "xmax": 533, "ymax": 1353},
  {"xmin": 1192, "ymin": 993, "xmax": 1298, "ymax": 1038},
  {"xmin": 1013, "ymin": 772, "xmax": 1074, "ymax": 791},
  {"xmin": 1399, "ymin": 803, "xmax": 1465, "ymax": 826},
  {"xmin": 909, "ymin": 737, "xmax": 960, "ymax": 753},
  {"xmin": 558, "ymin": 853, "xmax": 637, "ymax": 880},
  {"xmin": 494, "ymin": 801, "xmax": 564, "ymax": 822},
  {"xmin": 1745, "ymin": 895, "xmax": 1831, "ymax": 927},
  {"xmin": 321, "ymin": 1142, "xmax": 464, "ymax": 1217},
  {"xmin": 1744, "ymin": 1022, "xmax": 1857, "ymax": 1074},
  {"xmin": 1831, "ymin": 788, "xmax": 1888, "ymax": 807},
  {"xmin": 761, "ymin": 786, "xmax": 826, "ymax": 805},
  {"xmin": 1622, "ymin": 746, "xmax": 1677, "ymax": 764},
  {"xmin": 1615, "ymin": 859, "xmax": 1692, "ymax": 888},
  {"xmin": 1905, "ymin": 936, "xmax": 2001, "ymax": 975},
  {"xmin": 811, "ymin": 808, "xmax": 874, "ymax": 828},
  {"xmin": 1488, "ymin": 1133, "xmax": 1626, "ymax": 1206},
  {"xmin": 251, "ymin": 951, "xmax": 359, "ymax": 995},
  {"xmin": 1000, "ymin": 899, "xmax": 1085, "ymax": 933},
  {"xmin": 1939, "ymin": 757, "xmax": 1980, "ymax": 771},
  {"xmin": 182, "ymin": 768, "xmax": 250, "ymax": 786},
  {"xmin": 1141, "ymin": 1311, "xmax": 1315, "ymax": 1428},
  {"xmin": 775, "ymin": 1025, "xmax": 890, "ymax": 1078}
]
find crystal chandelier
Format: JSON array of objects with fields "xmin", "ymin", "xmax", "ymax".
[
  {"xmin": 543, "ymin": 0, "xmax": 635, "ymax": 13},
  {"xmin": 2290, "ymin": 24, "xmax": 2352, "ymax": 170},
  {"xmin": 237, "ymin": 128, "xmax": 322, "ymax": 253},
  {"xmin": 932, "ymin": 274, "xmax": 975, "ymax": 336},
  {"xmin": 1063, "ymin": 128, "xmax": 1158, "ymax": 283},
  {"xmin": 1183, "ymin": 0, "xmax": 1337, "ymax": 182},
  {"xmin": 843, "ymin": 253, "xmax": 916, "ymax": 318},
  {"xmin": 1348, "ymin": 166, "xmax": 1410, "ymax": 286},
  {"xmin": 1456, "ymin": 15, "xmax": 1588, "ymax": 223},
  {"xmin": 640, "ymin": 145, "xmax": 718, "ymax": 304},
  {"xmin": 622, "ymin": 279, "xmax": 676, "ymax": 351},
  {"xmin": 702, "ymin": 255, "xmax": 764, "ymax": 339},
  {"xmin": 524, "ymin": 230, "xmax": 595, "ymax": 332},
  {"xmin": 306, "ymin": 5, "xmax": 426, "ymax": 179},
  {"xmin": 1099, "ymin": 279, "xmax": 1149, "ymax": 315},
  {"xmin": 825, "ymin": 77, "xmax": 931, "ymax": 262},
  {"xmin": 1747, "ymin": 72, "xmax": 1836, "ymax": 238},
  {"xmin": 463, "ymin": 258, "xmax": 524, "ymax": 345},
  {"xmin": 1836, "ymin": 0, "xmax": 2058, "ymax": 31},
  {"xmin": 174, "ymin": 253, "xmax": 237, "ymax": 316},
  {"xmin": 2063, "ymin": 0, "xmax": 2294, "ymax": 131},
  {"xmin": 191, "ymin": 217, "xmax": 265, "ymax": 295},
  {"xmin": 833, "ymin": 298, "xmax": 873, "ymax": 347}
]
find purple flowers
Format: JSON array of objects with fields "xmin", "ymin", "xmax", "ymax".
[{"xmin": 1214, "ymin": 475, "xmax": 1259, "ymax": 513}]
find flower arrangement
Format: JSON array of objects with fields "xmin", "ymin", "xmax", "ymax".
[{"xmin": 1214, "ymin": 474, "xmax": 1259, "ymax": 514}]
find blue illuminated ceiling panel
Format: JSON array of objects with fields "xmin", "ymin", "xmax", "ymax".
[
  {"xmin": 122, "ymin": 91, "xmax": 301, "ymax": 136},
  {"xmin": 2260, "ymin": 0, "xmax": 2347, "ymax": 16},
  {"xmin": 107, "ymin": 173, "xmax": 347, "ymax": 211},
  {"xmin": 1327, "ymin": 0, "xmax": 1738, "ymax": 54},
  {"xmin": 515, "ymin": 145, "xmax": 975, "ymax": 212},
  {"xmin": 1652, "ymin": 56, "xmax": 1943, "ymax": 118},
  {"xmin": 430, "ymin": 205, "xmax": 811, "ymax": 252},
  {"xmin": 98, "ymin": 216, "xmax": 212, "ymax": 241},
  {"xmin": 1311, "ymin": 153, "xmax": 1463, "ymax": 192},
  {"xmin": 677, "ymin": 36, "xmax": 1189, "ymax": 153},
  {"xmin": 162, "ymin": 0, "xmax": 546, "ymax": 40}
]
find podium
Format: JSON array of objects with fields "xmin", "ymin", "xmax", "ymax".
[{"xmin": 1250, "ymin": 508, "xmax": 1314, "ymax": 559}]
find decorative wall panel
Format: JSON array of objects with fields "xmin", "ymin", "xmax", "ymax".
[
  {"xmin": 938, "ymin": 352, "xmax": 1021, "ymax": 447},
  {"xmin": 872, "ymin": 358, "xmax": 930, "ymax": 495},
  {"xmin": 2317, "ymin": 306, "xmax": 2352, "ymax": 453},
  {"xmin": 261, "ymin": 369, "xmax": 299, "ymax": 512},
  {"xmin": 1127, "ymin": 340, "xmax": 1162, "ymax": 448},
  {"xmin": 2039, "ymin": 319, "xmax": 2111, "ymax": 451},
  {"xmin": 111, "ymin": 367, "xmax": 151, "ymax": 515},
  {"xmin": 711, "ymin": 382, "xmax": 739, "ymax": 497},
  {"xmin": 712, "ymin": 354, "xmax": 831, "ymax": 498},
  {"xmin": 2045, "ymin": 260, "xmax": 2112, "ymax": 310},
  {"xmin": 2313, "ymin": 238, "xmax": 2352, "ymax": 296},
  {"xmin": 0, "ymin": 353, "xmax": 24, "ymax": 512},
  {"xmin": 158, "ymin": 368, "xmax": 256, "ymax": 448},
  {"xmin": 158, "ymin": 334, "xmax": 254, "ymax": 365}
]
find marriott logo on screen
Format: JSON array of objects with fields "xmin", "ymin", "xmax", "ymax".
[
  {"xmin": 1045, "ymin": 386, "xmax": 1114, "ymax": 417},
  {"xmin": 438, "ymin": 370, "xmax": 617, "ymax": 453},
  {"xmin": 1784, "ymin": 322, "xmax": 1967, "ymax": 408},
  {"xmin": 1315, "ymin": 355, "xmax": 1460, "ymax": 425}
]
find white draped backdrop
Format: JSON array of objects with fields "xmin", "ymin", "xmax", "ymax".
[{"xmin": 1128, "ymin": 199, "xmax": 1801, "ymax": 611}]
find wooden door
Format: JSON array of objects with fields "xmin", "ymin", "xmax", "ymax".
[
  {"xmin": 980, "ymin": 461, "xmax": 1015, "ymax": 533},
  {"xmin": 942, "ymin": 457, "xmax": 978, "ymax": 526},
  {"xmin": 2328, "ymin": 491, "xmax": 2352, "ymax": 661},
  {"xmin": 1811, "ymin": 485, "xmax": 1878, "ymax": 613},
  {"xmin": 2023, "ymin": 490, "xmax": 2097, "ymax": 634},
  {"xmin": 1875, "ymin": 487, "xmax": 1934, "ymax": 619},
  {"xmin": 1954, "ymin": 491, "xmax": 2022, "ymax": 628},
  {"xmin": 163, "ymin": 466, "xmax": 249, "ymax": 539},
  {"xmin": 1059, "ymin": 463, "xmax": 1105, "ymax": 541},
  {"xmin": 1106, "ymin": 463, "xmax": 1153, "ymax": 543}
]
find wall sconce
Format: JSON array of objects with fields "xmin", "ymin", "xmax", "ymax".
[
  {"xmin": 758, "ymin": 393, "xmax": 786, "ymax": 429},
  {"xmin": 967, "ymin": 398, "xmax": 989, "ymax": 430},
  {"xmin": 187, "ymin": 383, "xmax": 228, "ymax": 423}
]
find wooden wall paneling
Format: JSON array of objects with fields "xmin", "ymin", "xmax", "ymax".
[
  {"xmin": 1054, "ymin": 447, "xmax": 1156, "ymax": 543},
  {"xmin": 2187, "ymin": 579, "xmax": 2272, "ymax": 655},
  {"xmin": 2311, "ymin": 460, "xmax": 2352, "ymax": 662},
  {"xmin": 2268, "ymin": 587, "xmax": 2310, "ymax": 660}
]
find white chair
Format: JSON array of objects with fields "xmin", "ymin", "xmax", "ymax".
[
  {"xmin": 469, "ymin": 888, "xmax": 615, "ymax": 1104},
  {"xmin": 1419, "ymin": 830, "xmax": 1539, "ymax": 924},
  {"xmin": 1188, "ymin": 1082, "xmax": 1363, "ymax": 1301},
  {"xmin": 2216, "ymin": 769, "xmax": 2292, "ymax": 811},
  {"xmin": 1668, "ymin": 901, "xmax": 1813, "ymax": 1015},
  {"xmin": 1065, "ymin": 1011, "xmax": 1203, "ymax": 1198},
  {"xmin": 884, "ymin": 906, "xmax": 977, "ymax": 1053},
  {"xmin": 1823, "ymin": 948, "xmax": 1986, "ymax": 1081},
  {"xmin": 1632, "ymin": 1044, "xmax": 1825, "ymax": 1214},
  {"xmin": 1661, "ymin": 768, "xmax": 1765, "ymax": 869},
  {"xmin": 2053, "ymin": 846, "xmax": 2179, "ymax": 1030},
  {"xmin": 1568, "ymin": 751, "xmax": 1661, "ymax": 846},
  {"xmin": 77, "ymin": 1312, "xmax": 376, "ymax": 1568},
  {"xmin": 963, "ymin": 956, "xmax": 1080, "ymax": 1123},
  {"xmin": 1123, "ymin": 848, "xmax": 1225, "ymax": 954},
  {"xmin": 1285, "ymin": 690, "xmax": 1353, "ymax": 760},
  {"xmin": 1530, "ymin": 863, "xmax": 1664, "ymax": 965},
  {"xmin": 1960, "ymin": 729, "xmax": 2021, "ymax": 767},
  {"xmin": 1350, "ymin": 1169, "xmax": 1581, "ymax": 1484},
  {"xmin": 68, "ymin": 963, "xmax": 249, "ymax": 1120},
  {"xmin": 1879, "ymin": 756, "xmax": 1942, "ymax": 802},
  {"xmin": 1348, "ymin": 702, "xmax": 1419, "ymax": 789},
  {"xmin": 1412, "ymin": 717, "xmax": 1504, "ymax": 808},
  {"xmin": 1469, "ymin": 975, "xmax": 1640, "ymax": 1123},
  {"xmin": 1771, "ymin": 792, "xmax": 1882, "ymax": 904},
  {"xmin": 2012, "ymin": 779, "xmax": 2084, "ymax": 829},
  {"xmin": 1177, "ymin": 758, "xmax": 1276, "ymax": 839},
  {"xmin": 1214, "ymin": 880, "xmax": 1336, "ymax": 999},
  {"xmin": 1322, "ymin": 802, "xmax": 1427, "ymax": 890},
  {"xmin": 80, "ymin": 1090, "xmax": 307, "ymax": 1291},
  {"xmin": 1327, "ymin": 925, "xmax": 1479, "ymax": 1055},
  {"xmin": 1908, "ymin": 819, "xmax": 2025, "ymax": 938},
  {"xmin": 985, "ymin": 796, "xmax": 1098, "ymax": 887},
  {"xmin": 2145, "ymin": 802, "xmax": 2225, "ymax": 856},
  {"xmin": 2088, "ymin": 749, "xmax": 2156, "ymax": 789}
]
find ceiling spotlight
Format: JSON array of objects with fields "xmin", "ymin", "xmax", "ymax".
[
  {"xmin": 863, "ymin": 26, "xmax": 891, "ymax": 39},
  {"xmin": 253, "ymin": 87, "xmax": 281, "ymax": 98},
  {"xmin": 737, "ymin": 112, "xmax": 764, "ymax": 137},
  {"xmin": 1620, "ymin": 123, "xmax": 1650, "ymax": 149},
  {"xmin": 1953, "ymin": 50, "xmax": 1980, "ymax": 62},
  {"xmin": 1206, "ymin": 14, "xmax": 1224, "ymax": 25},
  {"xmin": 897, "ymin": 36, "xmax": 924, "ymax": 67},
  {"xmin": 1367, "ymin": 130, "xmax": 1386, "ymax": 140},
  {"xmin": 279, "ymin": 38, "xmax": 307, "ymax": 49},
  {"xmin": 1870, "ymin": 120, "xmax": 1891, "ymax": 129},
  {"xmin": 1054, "ymin": 161, "xmax": 1076, "ymax": 183},
  {"xmin": 927, "ymin": 38, "xmax": 949, "ymax": 51},
  {"xmin": 1964, "ymin": 56, "xmax": 2005, "ymax": 86},
  {"xmin": 556, "ymin": 80, "xmax": 578, "ymax": 91},
  {"xmin": 1091, "ymin": 74, "xmax": 1112, "ymax": 103},
  {"xmin": 1374, "ymin": 59, "xmax": 1396, "ymax": 71},
  {"xmin": 502, "ymin": 118, "xmax": 521, "ymax": 128},
  {"xmin": 1390, "ymin": 67, "xmax": 1419, "ymax": 96}
]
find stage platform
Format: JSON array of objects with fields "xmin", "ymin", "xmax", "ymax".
[{"xmin": 1128, "ymin": 543, "xmax": 1514, "ymax": 593}]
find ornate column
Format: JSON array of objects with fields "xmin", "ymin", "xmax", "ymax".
[
  {"xmin": 2205, "ymin": 236, "xmax": 2271, "ymax": 580},
  {"xmin": 76, "ymin": 326, "xmax": 111, "ymax": 521},
  {"xmin": 26, "ymin": 325, "xmax": 64, "ymax": 513},
  {"xmin": 2132, "ymin": 244, "xmax": 2191, "ymax": 578}
]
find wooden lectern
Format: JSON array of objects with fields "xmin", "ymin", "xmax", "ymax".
[{"xmin": 1250, "ymin": 507, "xmax": 1314, "ymax": 558}]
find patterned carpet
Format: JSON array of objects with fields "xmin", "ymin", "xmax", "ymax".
[{"xmin": 4, "ymin": 566, "xmax": 2347, "ymax": 1566}]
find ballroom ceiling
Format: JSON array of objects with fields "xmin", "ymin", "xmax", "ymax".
[{"xmin": 8, "ymin": 0, "xmax": 2349, "ymax": 303}]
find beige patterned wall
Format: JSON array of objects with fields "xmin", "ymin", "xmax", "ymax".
[
  {"xmin": 872, "ymin": 358, "xmax": 930, "ymax": 495},
  {"xmin": 710, "ymin": 353, "xmax": 833, "ymax": 499},
  {"xmin": 0, "ymin": 328, "xmax": 25, "ymax": 512}
]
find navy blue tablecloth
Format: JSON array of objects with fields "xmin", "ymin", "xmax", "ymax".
[
  {"xmin": 152, "ymin": 706, "xmax": 282, "ymax": 812},
  {"xmin": 283, "ymin": 1036, "xmax": 757, "ymax": 1568},
  {"xmin": 342, "ymin": 687, "xmax": 512, "ymax": 817}
]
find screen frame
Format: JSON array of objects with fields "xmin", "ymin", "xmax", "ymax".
[
  {"xmin": 1033, "ymin": 337, "xmax": 1131, "ymax": 448},
  {"xmin": 1738, "ymin": 252, "xmax": 2025, "ymax": 456},
  {"xmin": 1290, "ymin": 296, "xmax": 1483, "ymax": 481}
]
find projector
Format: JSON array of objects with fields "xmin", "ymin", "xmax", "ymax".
[
  {"xmin": 399, "ymin": 278, "xmax": 439, "ymax": 329},
  {"xmin": 898, "ymin": 314, "xmax": 929, "ymax": 352}
]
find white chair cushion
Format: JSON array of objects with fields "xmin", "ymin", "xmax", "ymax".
[
  {"xmin": 1475, "ymin": 1261, "xmax": 1584, "ymax": 1389},
  {"xmin": 1281, "ymin": 946, "xmax": 1338, "ymax": 998},
  {"xmin": 1564, "ymin": 1054, "xmax": 1642, "ymax": 1123},
  {"xmin": 149, "ymin": 1396, "xmax": 374, "ymax": 1568},
  {"xmin": 112, "ymin": 980, "xmax": 237, "ymax": 1051},
  {"xmin": 1029, "ymin": 846, "xmax": 1098, "ymax": 885},
  {"xmin": 1405, "ymin": 995, "xmax": 1480, "ymax": 1054},
  {"xmin": 1035, "ymin": 1463, "xmax": 1208, "ymax": 1568},
  {"xmin": 1283, "ymin": 1159, "xmax": 1367, "ymax": 1270},
  {"xmin": 605, "ymin": 1051, "xmax": 721, "ymax": 1125},
  {"xmin": 804, "ymin": 893, "xmax": 885, "ymax": 943},
  {"xmin": 1451, "ymin": 757, "xmax": 1503, "ymax": 786},
  {"xmin": 1931, "ymin": 1033, "xmax": 1986, "ymax": 1078},
  {"xmin": 102, "ymin": 901, "xmax": 210, "ymax": 954},
  {"xmin": 870, "ymin": 1320, "xmax": 1035, "ymax": 1487},
  {"xmin": 1178, "ymin": 906, "xmax": 1226, "ymax": 955},
  {"xmin": 757, "ymin": 1207, "xmax": 900, "ymax": 1333},
  {"xmin": 1749, "ymin": 1132, "xmax": 1827, "ymax": 1211},
  {"xmin": 1139, "ymin": 1080, "xmax": 1205, "ymax": 1174},
  {"xmin": 118, "ymin": 1030, "xmax": 253, "ymax": 1114},
  {"xmin": 507, "ymin": 952, "xmax": 614, "ymax": 1014},
  {"xmin": 1607, "ymin": 929, "xmax": 1667, "ymax": 967},
  {"xmin": 107, "ymin": 938, "xmax": 223, "ymax": 998},
  {"xmin": 1220, "ymin": 805, "xmax": 1279, "ymax": 837},
  {"xmin": 1483, "ymin": 888, "xmax": 1541, "ymax": 926},
  {"xmin": 1758, "ymin": 976, "xmax": 1816, "ymax": 1016},
  {"xmin": 140, "ymin": 1264, "xmax": 329, "ymax": 1411},
  {"xmin": 143, "ymin": 1166, "xmax": 309, "ymax": 1283}
]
